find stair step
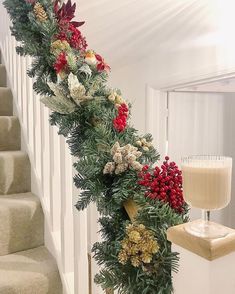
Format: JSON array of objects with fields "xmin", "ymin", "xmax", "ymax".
[
  {"xmin": 0, "ymin": 151, "xmax": 30, "ymax": 195},
  {"xmin": 0, "ymin": 193, "xmax": 44, "ymax": 256},
  {"xmin": 0, "ymin": 88, "xmax": 12, "ymax": 116},
  {"xmin": 0, "ymin": 66, "xmax": 6, "ymax": 87},
  {"xmin": 0, "ymin": 246, "xmax": 62, "ymax": 294},
  {"xmin": 0, "ymin": 117, "xmax": 20, "ymax": 151}
]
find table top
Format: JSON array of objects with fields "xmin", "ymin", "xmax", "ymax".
[{"xmin": 167, "ymin": 221, "xmax": 235, "ymax": 261}]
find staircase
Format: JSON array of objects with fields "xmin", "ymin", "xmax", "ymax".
[{"xmin": 0, "ymin": 63, "xmax": 62, "ymax": 293}]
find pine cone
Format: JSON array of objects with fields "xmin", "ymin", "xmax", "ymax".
[{"xmin": 34, "ymin": 2, "xmax": 48, "ymax": 22}]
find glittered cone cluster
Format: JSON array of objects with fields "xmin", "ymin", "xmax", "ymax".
[{"xmin": 118, "ymin": 224, "xmax": 159, "ymax": 268}]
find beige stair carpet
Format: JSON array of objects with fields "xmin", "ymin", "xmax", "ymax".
[
  {"xmin": 0, "ymin": 61, "xmax": 62, "ymax": 293},
  {"xmin": 0, "ymin": 65, "xmax": 6, "ymax": 87},
  {"xmin": 0, "ymin": 246, "xmax": 62, "ymax": 294},
  {"xmin": 0, "ymin": 151, "xmax": 31, "ymax": 195},
  {"xmin": 0, "ymin": 193, "xmax": 44, "ymax": 256},
  {"xmin": 0, "ymin": 88, "xmax": 13, "ymax": 116},
  {"xmin": 0, "ymin": 116, "xmax": 20, "ymax": 151}
]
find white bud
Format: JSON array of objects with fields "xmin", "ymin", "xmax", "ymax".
[{"xmin": 143, "ymin": 146, "xmax": 149, "ymax": 152}]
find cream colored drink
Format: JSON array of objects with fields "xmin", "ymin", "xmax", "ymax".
[{"xmin": 182, "ymin": 158, "xmax": 232, "ymax": 210}]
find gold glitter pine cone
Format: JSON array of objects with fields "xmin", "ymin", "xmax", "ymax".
[{"xmin": 34, "ymin": 2, "xmax": 48, "ymax": 22}]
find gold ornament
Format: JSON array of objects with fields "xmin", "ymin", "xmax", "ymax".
[{"xmin": 34, "ymin": 2, "xmax": 48, "ymax": 22}]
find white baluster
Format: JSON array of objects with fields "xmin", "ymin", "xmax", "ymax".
[
  {"xmin": 34, "ymin": 94, "xmax": 42, "ymax": 180},
  {"xmin": 74, "ymin": 210, "xmax": 89, "ymax": 294},
  {"xmin": 61, "ymin": 137, "xmax": 75, "ymax": 273},
  {"xmin": 88, "ymin": 204, "xmax": 103, "ymax": 294},
  {"xmin": 26, "ymin": 57, "xmax": 35, "ymax": 153},
  {"xmin": 50, "ymin": 125, "xmax": 62, "ymax": 246},
  {"xmin": 42, "ymin": 106, "xmax": 51, "ymax": 210},
  {"xmin": 21, "ymin": 57, "xmax": 28, "ymax": 129}
]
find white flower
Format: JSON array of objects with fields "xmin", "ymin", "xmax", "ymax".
[
  {"xmin": 68, "ymin": 73, "xmax": 89, "ymax": 105},
  {"xmin": 79, "ymin": 64, "xmax": 92, "ymax": 77},
  {"xmin": 143, "ymin": 146, "xmax": 149, "ymax": 152},
  {"xmin": 41, "ymin": 81, "xmax": 76, "ymax": 114}
]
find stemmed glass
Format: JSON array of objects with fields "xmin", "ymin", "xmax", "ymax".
[{"xmin": 181, "ymin": 155, "xmax": 232, "ymax": 238}]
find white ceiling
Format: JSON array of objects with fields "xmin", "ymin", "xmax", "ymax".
[{"xmin": 77, "ymin": 0, "xmax": 218, "ymax": 67}]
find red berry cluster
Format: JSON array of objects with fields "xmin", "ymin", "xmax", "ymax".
[
  {"xmin": 113, "ymin": 103, "xmax": 129, "ymax": 132},
  {"xmin": 54, "ymin": 52, "xmax": 68, "ymax": 74},
  {"xmin": 138, "ymin": 156, "xmax": 185, "ymax": 213}
]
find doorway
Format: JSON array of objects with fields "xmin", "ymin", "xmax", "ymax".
[{"xmin": 147, "ymin": 76, "xmax": 235, "ymax": 228}]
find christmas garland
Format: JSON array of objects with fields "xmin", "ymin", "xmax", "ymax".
[{"xmin": 3, "ymin": 0, "xmax": 188, "ymax": 293}]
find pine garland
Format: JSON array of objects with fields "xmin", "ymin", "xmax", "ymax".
[{"xmin": 3, "ymin": 0, "xmax": 188, "ymax": 293}]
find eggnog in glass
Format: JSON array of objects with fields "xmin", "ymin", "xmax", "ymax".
[{"xmin": 182, "ymin": 156, "xmax": 232, "ymax": 238}]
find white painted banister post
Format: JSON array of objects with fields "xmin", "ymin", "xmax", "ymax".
[{"xmin": 167, "ymin": 221, "xmax": 235, "ymax": 294}]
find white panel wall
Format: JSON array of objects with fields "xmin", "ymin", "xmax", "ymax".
[{"xmin": 167, "ymin": 92, "xmax": 224, "ymax": 163}]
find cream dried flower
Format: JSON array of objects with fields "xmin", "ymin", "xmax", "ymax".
[
  {"xmin": 115, "ymin": 163, "xmax": 128, "ymax": 174},
  {"xmin": 113, "ymin": 151, "xmax": 123, "ymax": 164},
  {"xmin": 103, "ymin": 162, "xmax": 116, "ymax": 174},
  {"xmin": 111, "ymin": 142, "xmax": 121, "ymax": 156},
  {"xmin": 130, "ymin": 161, "xmax": 143, "ymax": 171},
  {"xmin": 104, "ymin": 142, "xmax": 143, "ymax": 175},
  {"xmin": 125, "ymin": 153, "xmax": 137, "ymax": 164}
]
